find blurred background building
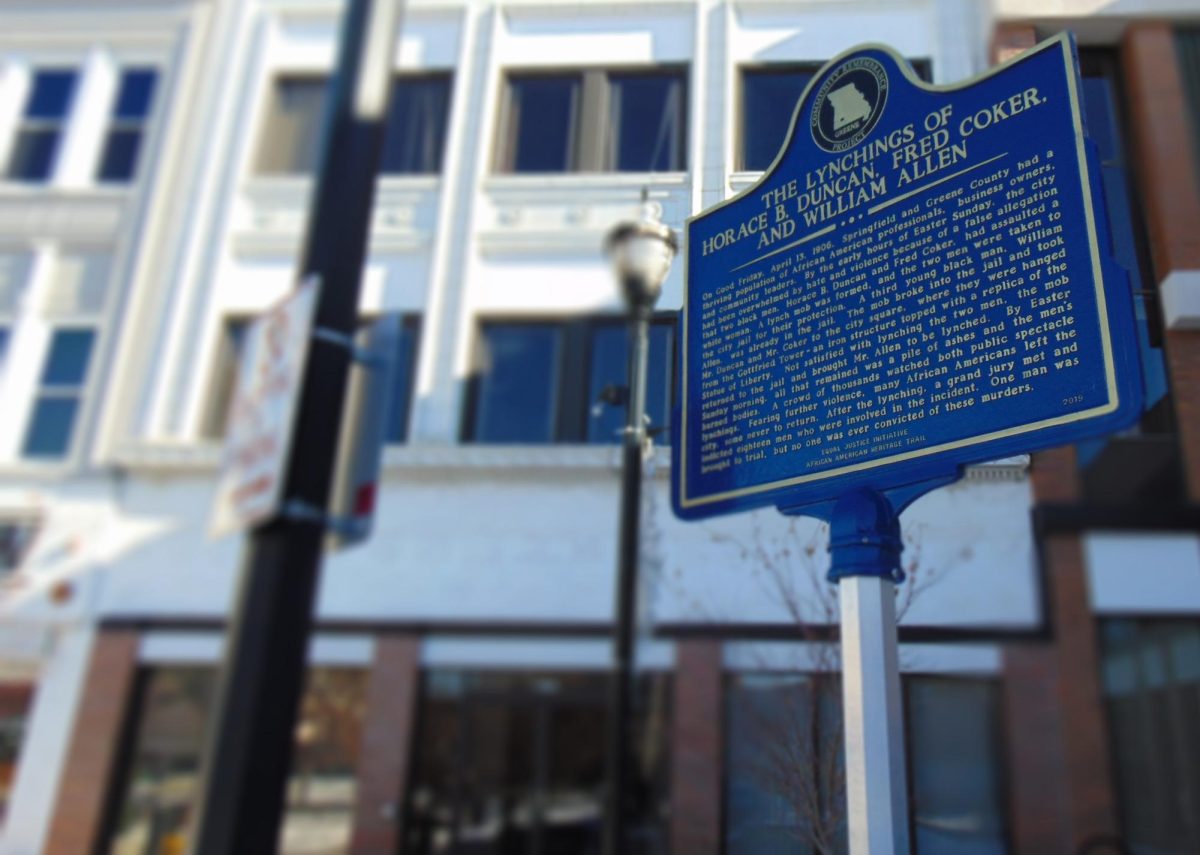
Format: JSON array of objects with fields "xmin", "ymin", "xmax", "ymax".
[{"xmin": 0, "ymin": 0, "xmax": 1196, "ymax": 852}]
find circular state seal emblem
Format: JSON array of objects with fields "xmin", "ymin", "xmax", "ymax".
[{"xmin": 810, "ymin": 56, "xmax": 889, "ymax": 152}]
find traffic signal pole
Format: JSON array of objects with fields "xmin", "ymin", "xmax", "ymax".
[{"xmin": 187, "ymin": 2, "xmax": 402, "ymax": 851}]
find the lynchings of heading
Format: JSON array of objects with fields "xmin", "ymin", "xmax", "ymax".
[{"xmin": 699, "ymin": 86, "xmax": 1048, "ymax": 256}]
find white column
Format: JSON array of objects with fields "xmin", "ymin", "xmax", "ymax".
[
  {"xmin": 0, "ymin": 247, "xmax": 55, "ymax": 461},
  {"xmin": 409, "ymin": 6, "xmax": 490, "ymax": 443},
  {"xmin": 0, "ymin": 626, "xmax": 96, "ymax": 855},
  {"xmin": 840, "ymin": 575, "xmax": 910, "ymax": 855},
  {"xmin": 56, "ymin": 48, "xmax": 118, "ymax": 188},
  {"xmin": 0, "ymin": 61, "xmax": 32, "ymax": 173}
]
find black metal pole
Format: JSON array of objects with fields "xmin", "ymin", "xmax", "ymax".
[
  {"xmin": 604, "ymin": 302, "xmax": 652, "ymax": 855},
  {"xmin": 187, "ymin": 2, "xmax": 402, "ymax": 852}
]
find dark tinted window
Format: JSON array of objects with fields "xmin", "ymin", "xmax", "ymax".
[
  {"xmin": 203, "ymin": 319, "xmax": 250, "ymax": 439},
  {"xmin": 40, "ymin": 329, "xmax": 94, "ymax": 385},
  {"xmin": 404, "ymin": 671, "xmax": 670, "ymax": 854},
  {"xmin": 506, "ymin": 75, "xmax": 581, "ymax": 173},
  {"xmin": 27, "ymin": 70, "xmax": 76, "ymax": 119},
  {"xmin": 741, "ymin": 67, "xmax": 818, "ymax": 171},
  {"xmin": 114, "ymin": 69, "xmax": 157, "ymax": 119},
  {"xmin": 464, "ymin": 317, "xmax": 677, "ymax": 444},
  {"xmin": 740, "ymin": 60, "xmax": 931, "ymax": 171},
  {"xmin": 98, "ymin": 69, "xmax": 158, "ymax": 182},
  {"xmin": 256, "ymin": 78, "xmax": 329, "ymax": 174},
  {"xmin": 7, "ymin": 131, "xmax": 60, "ymax": 182},
  {"xmin": 609, "ymin": 73, "xmax": 686, "ymax": 171},
  {"xmin": 0, "ymin": 521, "xmax": 38, "ymax": 574},
  {"xmin": 7, "ymin": 69, "xmax": 77, "ymax": 181},
  {"xmin": 586, "ymin": 320, "xmax": 673, "ymax": 443},
  {"xmin": 384, "ymin": 316, "xmax": 421, "ymax": 442},
  {"xmin": 470, "ymin": 324, "xmax": 562, "ymax": 442},
  {"xmin": 1078, "ymin": 56, "xmax": 1170, "ymax": 428},
  {"xmin": 1177, "ymin": 29, "xmax": 1200, "ymax": 195},
  {"xmin": 1102, "ymin": 619, "xmax": 1200, "ymax": 854},
  {"xmin": 499, "ymin": 69, "xmax": 688, "ymax": 173},
  {"xmin": 725, "ymin": 672, "xmax": 1006, "ymax": 854},
  {"xmin": 23, "ymin": 398, "xmax": 82, "ymax": 458},
  {"xmin": 907, "ymin": 678, "xmax": 1007, "ymax": 853},
  {"xmin": 103, "ymin": 667, "xmax": 368, "ymax": 855},
  {"xmin": 22, "ymin": 328, "xmax": 95, "ymax": 459},
  {"xmin": 0, "ymin": 327, "xmax": 9, "ymax": 379},
  {"xmin": 258, "ymin": 75, "xmax": 454, "ymax": 175},
  {"xmin": 381, "ymin": 74, "xmax": 452, "ymax": 174}
]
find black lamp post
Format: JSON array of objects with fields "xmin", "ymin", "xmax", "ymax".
[{"xmin": 602, "ymin": 202, "xmax": 678, "ymax": 855}]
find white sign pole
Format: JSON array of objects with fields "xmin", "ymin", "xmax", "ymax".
[{"xmin": 840, "ymin": 575, "xmax": 910, "ymax": 854}]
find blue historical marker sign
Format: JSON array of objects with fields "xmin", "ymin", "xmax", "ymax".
[{"xmin": 673, "ymin": 34, "xmax": 1143, "ymax": 520}]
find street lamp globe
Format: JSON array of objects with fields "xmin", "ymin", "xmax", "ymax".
[{"xmin": 605, "ymin": 202, "xmax": 679, "ymax": 311}]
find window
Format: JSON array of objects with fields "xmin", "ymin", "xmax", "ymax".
[
  {"xmin": 1177, "ymin": 29, "xmax": 1200, "ymax": 194},
  {"xmin": 739, "ymin": 60, "xmax": 931, "ymax": 171},
  {"xmin": 381, "ymin": 73, "xmax": 452, "ymax": 174},
  {"xmin": 725, "ymin": 673, "xmax": 1006, "ymax": 854},
  {"xmin": 586, "ymin": 321, "xmax": 674, "ymax": 444},
  {"xmin": 0, "ymin": 253, "xmax": 33, "ymax": 389},
  {"xmin": 1101, "ymin": 619, "xmax": 1200, "ymax": 854},
  {"xmin": 204, "ymin": 315, "xmax": 419, "ymax": 442},
  {"xmin": 279, "ymin": 669, "xmax": 369, "ymax": 854},
  {"xmin": 97, "ymin": 69, "xmax": 158, "ymax": 182},
  {"xmin": 1078, "ymin": 51, "xmax": 1171, "ymax": 432},
  {"xmin": 256, "ymin": 77, "xmax": 327, "ymax": 174},
  {"xmin": 404, "ymin": 670, "xmax": 671, "ymax": 854},
  {"xmin": 22, "ymin": 328, "xmax": 95, "ymax": 458},
  {"xmin": 906, "ymin": 678, "xmax": 1006, "ymax": 854},
  {"xmin": 462, "ymin": 317, "xmax": 675, "ymax": 444},
  {"xmin": 103, "ymin": 666, "xmax": 368, "ymax": 855},
  {"xmin": 256, "ymin": 74, "xmax": 453, "ymax": 175},
  {"xmin": 7, "ymin": 69, "xmax": 77, "ymax": 182},
  {"xmin": 505, "ymin": 75, "xmax": 580, "ymax": 172},
  {"xmin": 0, "ymin": 521, "xmax": 38, "ymax": 576},
  {"xmin": 203, "ymin": 318, "xmax": 250, "ymax": 439},
  {"xmin": 384, "ymin": 315, "xmax": 421, "ymax": 443},
  {"xmin": 726, "ymin": 673, "xmax": 844, "ymax": 854},
  {"xmin": 0, "ymin": 686, "xmax": 32, "ymax": 825},
  {"xmin": 498, "ymin": 68, "xmax": 688, "ymax": 173}
]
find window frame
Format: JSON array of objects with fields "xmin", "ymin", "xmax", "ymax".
[
  {"xmin": 6, "ymin": 68, "xmax": 79, "ymax": 183},
  {"xmin": 495, "ymin": 66, "xmax": 689, "ymax": 174},
  {"xmin": 96, "ymin": 67, "xmax": 159, "ymax": 183},
  {"xmin": 380, "ymin": 312, "xmax": 422, "ymax": 445},
  {"xmin": 254, "ymin": 72, "xmax": 454, "ymax": 176},
  {"xmin": 201, "ymin": 315, "xmax": 254, "ymax": 440},
  {"xmin": 379, "ymin": 71, "xmax": 454, "ymax": 175},
  {"xmin": 21, "ymin": 325, "xmax": 97, "ymax": 460},
  {"xmin": 0, "ymin": 517, "xmax": 40, "ymax": 579},
  {"xmin": 1099, "ymin": 617, "xmax": 1200, "ymax": 854},
  {"xmin": 460, "ymin": 314, "xmax": 677, "ymax": 445}
]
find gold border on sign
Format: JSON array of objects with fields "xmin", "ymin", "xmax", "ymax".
[{"xmin": 679, "ymin": 32, "xmax": 1119, "ymax": 510}]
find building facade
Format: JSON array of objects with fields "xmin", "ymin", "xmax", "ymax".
[{"xmin": 0, "ymin": 0, "xmax": 1197, "ymax": 852}]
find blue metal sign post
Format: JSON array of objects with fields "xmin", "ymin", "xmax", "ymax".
[{"xmin": 673, "ymin": 34, "xmax": 1143, "ymax": 853}]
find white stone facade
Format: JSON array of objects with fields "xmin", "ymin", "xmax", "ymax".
[{"xmin": 0, "ymin": 1, "xmax": 1198, "ymax": 851}]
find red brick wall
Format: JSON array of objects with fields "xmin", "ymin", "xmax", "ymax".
[
  {"xmin": 1002, "ymin": 647, "xmax": 1070, "ymax": 852},
  {"xmin": 44, "ymin": 629, "xmax": 139, "ymax": 855},
  {"xmin": 1121, "ymin": 24, "xmax": 1200, "ymax": 501},
  {"xmin": 0, "ymin": 684, "xmax": 33, "ymax": 719},
  {"xmin": 1045, "ymin": 533, "xmax": 1119, "ymax": 845},
  {"xmin": 1121, "ymin": 24, "xmax": 1200, "ymax": 280},
  {"xmin": 349, "ymin": 634, "xmax": 421, "ymax": 854},
  {"xmin": 670, "ymin": 640, "xmax": 722, "ymax": 855},
  {"xmin": 991, "ymin": 24, "xmax": 1039, "ymax": 64},
  {"xmin": 1007, "ymin": 446, "xmax": 1118, "ymax": 849}
]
